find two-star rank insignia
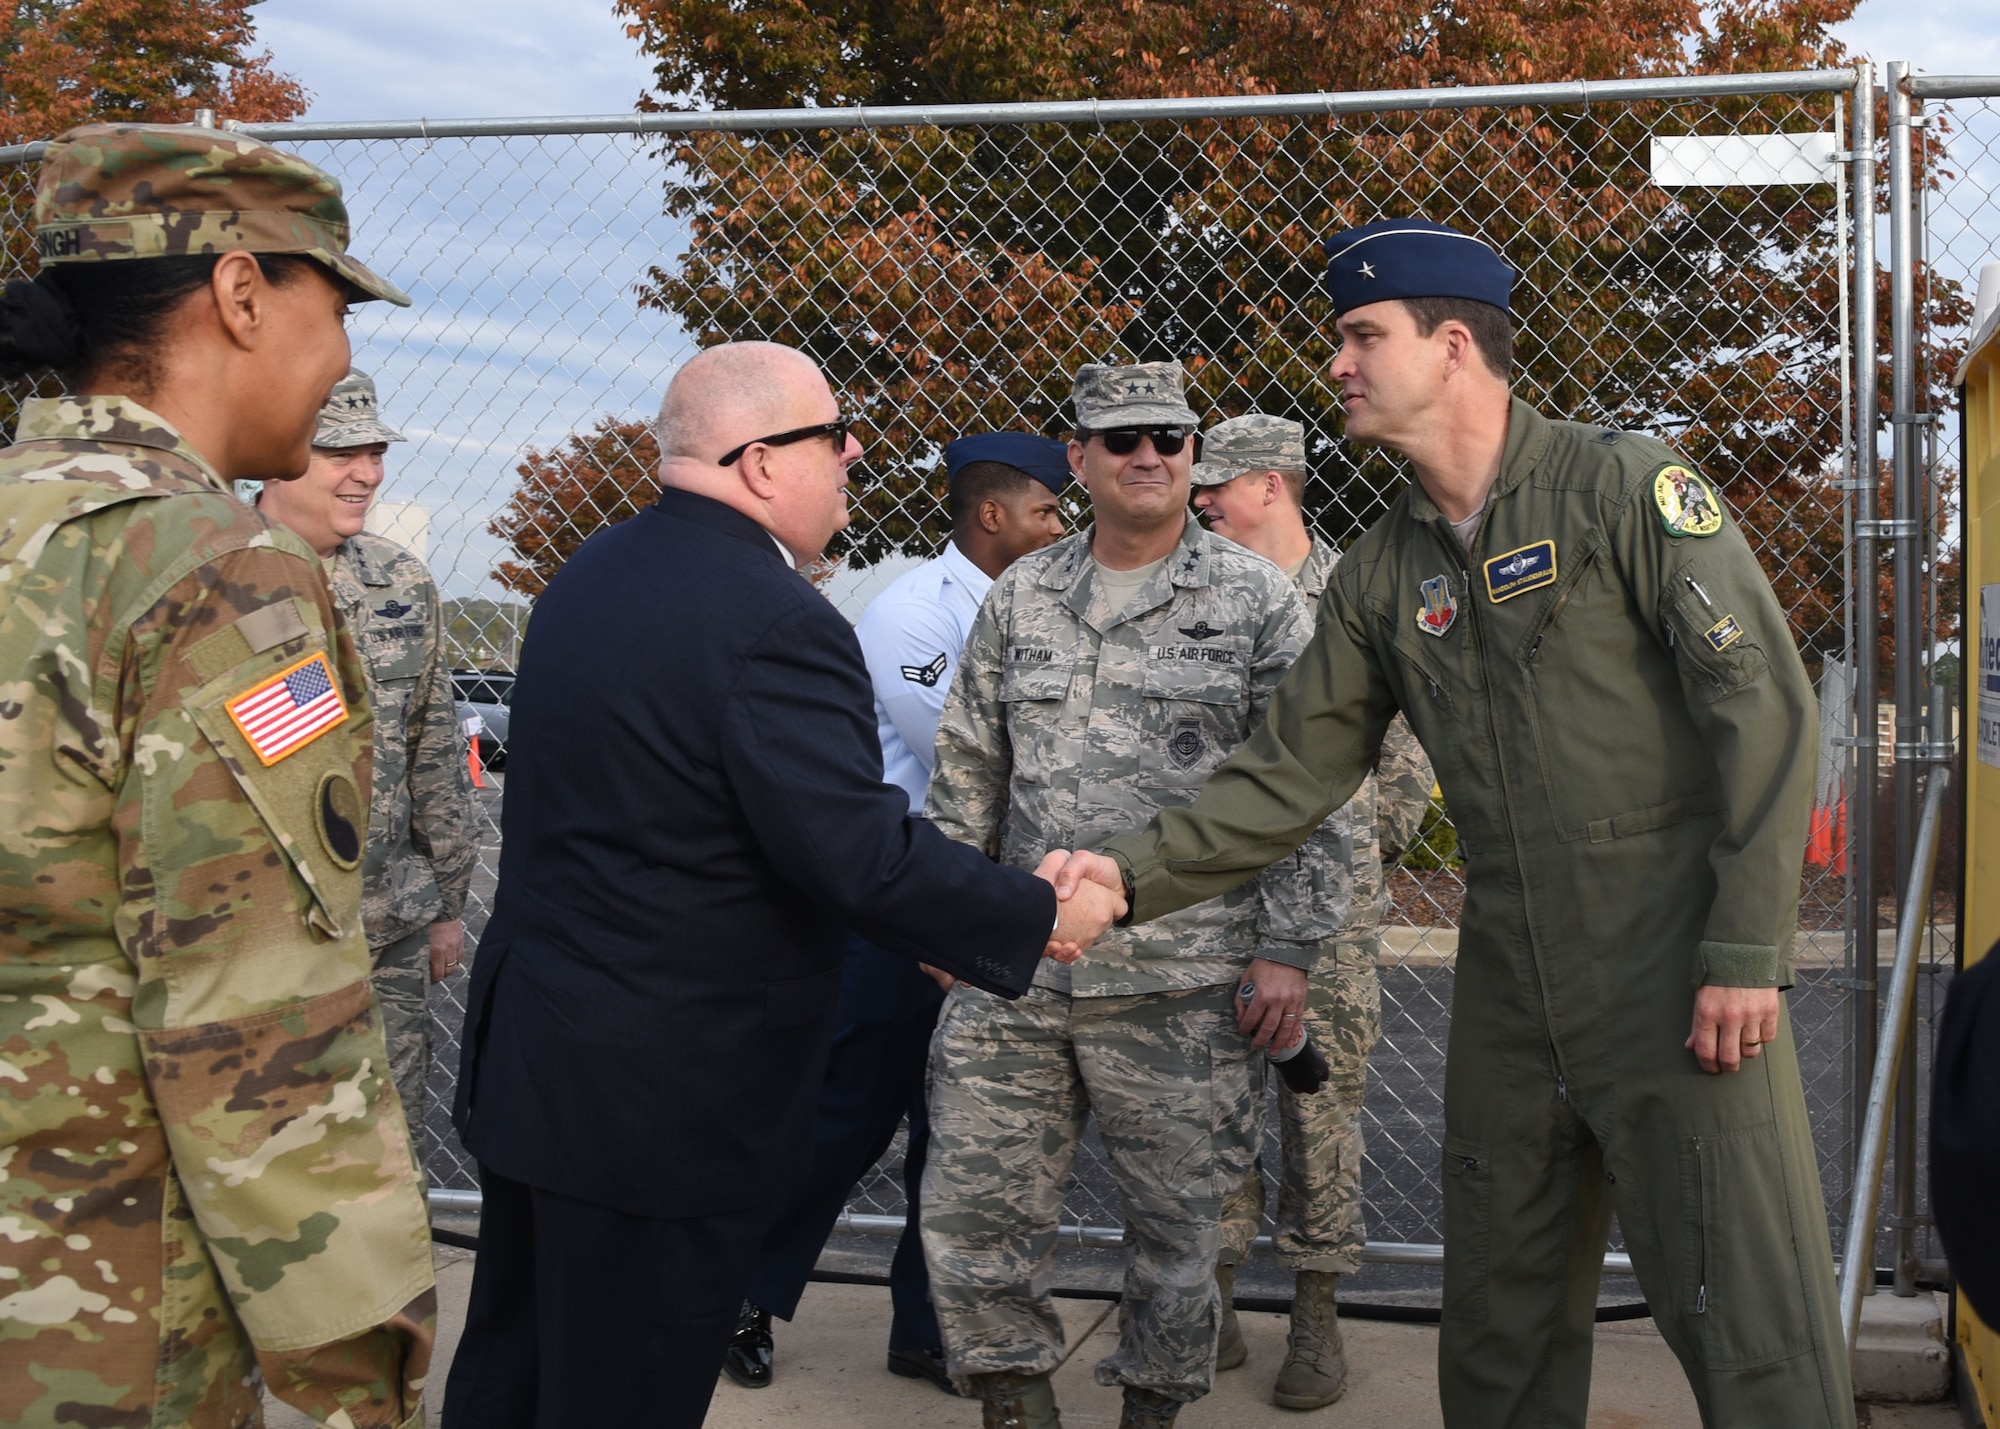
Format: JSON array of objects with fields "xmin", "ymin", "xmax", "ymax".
[
  {"xmin": 1177, "ymin": 620, "xmax": 1223, "ymax": 641},
  {"xmin": 901, "ymin": 653, "xmax": 948, "ymax": 687},
  {"xmin": 374, "ymin": 599, "xmax": 414, "ymax": 619},
  {"xmin": 1483, "ymin": 540, "xmax": 1557, "ymax": 603},
  {"xmin": 1415, "ymin": 574, "xmax": 1458, "ymax": 637},
  {"xmin": 1652, "ymin": 464, "xmax": 1724, "ymax": 539}
]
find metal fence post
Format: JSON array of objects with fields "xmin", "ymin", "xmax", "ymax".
[
  {"xmin": 1884, "ymin": 58, "xmax": 1926, "ymax": 1298},
  {"xmin": 1848, "ymin": 60, "xmax": 1881, "ymax": 1243}
]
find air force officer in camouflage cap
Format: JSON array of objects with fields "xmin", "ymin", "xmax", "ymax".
[
  {"xmin": 258, "ymin": 370, "xmax": 479, "ymax": 1142},
  {"xmin": 922, "ymin": 363, "xmax": 1326, "ymax": 1428}
]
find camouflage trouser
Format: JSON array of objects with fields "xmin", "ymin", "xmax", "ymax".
[
  {"xmin": 1219, "ymin": 933, "xmax": 1382, "ymax": 1274},
  {"xmin": 921, "ymin": 981, "xmax": 1260, "ymax": 1403},
  {"xmin": 370, "ymin": 926, "xmax": 432, "ymax": 1144}
]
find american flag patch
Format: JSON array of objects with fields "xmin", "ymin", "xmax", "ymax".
[{"xmin": 223, "ymin": 651, "xmax": 349, "ymax": 766}]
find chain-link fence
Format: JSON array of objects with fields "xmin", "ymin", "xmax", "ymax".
[{"xmin": 6, "ymin": 65, "xmax": 1951, "ymax": 1299}]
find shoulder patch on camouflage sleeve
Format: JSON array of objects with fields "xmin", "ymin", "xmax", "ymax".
[
  {"xmin": 1651, "ymin": 464, "xmax": 1724, "ymax": 539},
  {"xmin": 224, "ymin": 651, "xmax": 350, "ymax": 766}
]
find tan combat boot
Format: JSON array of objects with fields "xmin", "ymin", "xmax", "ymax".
[
  {"xmin": 1118, "ymin": 1386, "xmax": 1183, "ymax": 1428},
  {"xmin": 1272, "ymin": 1270, "xmax": 1349, "ymax": 1410},
  {"xmin": 967, "ymin": 1370, "xmax": 1063, "ymax": 1429},
  {"xmin": 1215, "ymin": 1258, "xmax": 1248, "ymax": 1371}
]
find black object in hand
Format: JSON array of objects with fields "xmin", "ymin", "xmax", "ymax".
[{"xmin": 1271, "ymin": 1038, "xmax": 1330, "ymax": 1095}]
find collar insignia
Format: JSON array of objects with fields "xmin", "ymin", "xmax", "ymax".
[
  {"xmin": 1482, "ymin": 540, "xmax": 1557, "ymax": 603},
  {"xmin": 1416, "ymin": 574, "xmax": 1458, "ymax": 637}
]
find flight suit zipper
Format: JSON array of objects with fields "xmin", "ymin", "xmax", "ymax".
[
  {"xmin": 1524, "ymin": 542, "xmax": 1601, "ymax": 664},
  {"xmin": 1692, "ymin": 1135, "xmax": 1710, "ymax": 1314},
  {"xmin": 1444, "ymin": 518, "xmax": 1573, "ymax": 1101}
]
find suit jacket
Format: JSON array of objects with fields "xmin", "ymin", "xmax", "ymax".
[{"xmin": 454, "ymin": 488, "xmax": 1054, "ymax": 1218}]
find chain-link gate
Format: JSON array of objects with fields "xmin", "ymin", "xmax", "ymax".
[{"xmin": 3, "ymin": 65, "xmax": 1936, "ymax": 1303}]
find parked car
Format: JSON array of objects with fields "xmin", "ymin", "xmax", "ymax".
[{"xmin": 453, "ymin": 669, "xmax": 515, "ymax": 771}]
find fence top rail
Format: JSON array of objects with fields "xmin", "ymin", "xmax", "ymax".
[
  {"xmin": 1906, "ymin": 74, "xmax": 2000, "ymax": 100},
  {"xmin": 0, "ymin": 67, "xmax": 1855, "ymax": 166}
]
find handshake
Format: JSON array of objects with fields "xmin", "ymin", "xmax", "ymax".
[{"xmin": 1033, "ymin": 849, "xmax": 1128, "ymax": 963}]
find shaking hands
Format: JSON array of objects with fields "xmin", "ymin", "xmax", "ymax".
[{"xmin": 1032, "ymin": 849, "xmax": 1129, "ymax": 962}]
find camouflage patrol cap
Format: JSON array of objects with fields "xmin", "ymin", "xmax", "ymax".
[
  {"xmin": 1191, "ymin": 414, "xmax": 1307, "ymax": 487},
  {"xmin": 1072, "ymin": 361, "xmax": 1199, "ymax": 431},
  {"xmin": 33, "ymin": 122, "xmax": 411, "ymax": 306},
  {"xmin": 314, "ymin": 369, "xmax": 406, "ymax": 448}
]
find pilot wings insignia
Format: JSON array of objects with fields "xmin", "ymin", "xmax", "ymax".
[
  {"xmin": 901, "ymin": 653, "xmax": 949, "ymax": 687},
  {"xmin": 1177, "ymin": 620, "xmax": 1223, "ymax": 641}
]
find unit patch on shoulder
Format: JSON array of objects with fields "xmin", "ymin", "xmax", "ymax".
[
  {"xmin": 223, "ymin": 650, "xmax": 350, "ymax": 766},
  {"xmin": 1652, "ymin": 464, "xmax": 1725, "ymax": 539},
  {"xmin": 1415, "ymin": 574, "xmax": 1458, "ymax": 638},
  {"xmin": 1704, "ymin": 614, "xmax": 1744, "ymax": 652},
  {"xmin": 1483, "ymin": 540, "xmax": 1557, "ymax": 603},
  {"xmin": 315, "ymin": 770, "xmax": 364, "ymax": 869}
]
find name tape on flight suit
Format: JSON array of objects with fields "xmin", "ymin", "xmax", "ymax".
[{"xmin": 1483, "ymin": 540, "xmax": 1558, "ymax": 603}]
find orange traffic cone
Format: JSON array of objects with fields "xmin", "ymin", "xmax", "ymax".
[{"xmin": 468, "ymin": 736, "xmax": 486, "ymax": 790}]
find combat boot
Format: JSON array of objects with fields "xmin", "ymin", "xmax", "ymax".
[
  {"xmin": 1214, "ymin": 1259, "xmax": 1247, "ymax": 1371},
  {"xmin": 967, "ymin": 1370, "xmax": 1062, "ymax": 1429},
  {"xmin": 1272, "ymin": 1270, "xmax": 1348, "ymax": 1410},
  {"xmin": 1117, "ymin": 1387, "xmax": 1183, "ymax": 1427}
]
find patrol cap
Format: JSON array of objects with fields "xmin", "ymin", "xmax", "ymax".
[
  {"xmin": 33, "ymin": 122, "xmax": 411, "ymax": 307},
  {"xmin": 1322, "ymin": 218, "xmax": 1512, "ymax": 317},
  {"xmin": 1191, "ymin": 414, "xmax": 1306, "ymax": 487},
  {"xmin": 943, "ymin": 432, "xmax": 1072, "ymax": 495},
  {"xmin": 314, "ymin": 369, "xmax": 405, "ymax": 449},
  {"xmin": 1071, "ymin": 361, "xmax": 1200, "ymax": 431}
]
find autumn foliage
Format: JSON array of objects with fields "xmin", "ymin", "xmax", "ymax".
[{"xmin": 490, "ymin": 417, "xmax": 662, "ymax": 598}]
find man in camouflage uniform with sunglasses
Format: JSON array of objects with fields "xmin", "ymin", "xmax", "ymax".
[
  {"xmin": 1190, "ymin": 413, "xmax": 1435, "ymax": 1409},
  {"xmin": 921, "ymin": 362, "xmax": 1340, "ymax": 1429}
]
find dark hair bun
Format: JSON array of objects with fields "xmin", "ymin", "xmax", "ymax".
[{"xmin": 0, "ymin": 274, "xmax": 82, "ymax": 380}]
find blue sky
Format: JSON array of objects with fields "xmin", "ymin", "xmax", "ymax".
[{"xmin": 250, "ymin": 0, "xmax": 2000, "ymax": 606}]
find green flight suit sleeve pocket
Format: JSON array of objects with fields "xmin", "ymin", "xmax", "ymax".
[{"xmin": 1660, "ymin": 558, "xmax": 1769, "ymax": 703}]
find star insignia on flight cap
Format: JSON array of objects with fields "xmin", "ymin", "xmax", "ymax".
[{"xmin": 1358, "ymin": 261, "xmax": 1377, "ymax": 279}]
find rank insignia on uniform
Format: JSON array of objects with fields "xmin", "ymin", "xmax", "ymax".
[
  {"xmin": 1653, "ymin": 464, "xmax": 1724, "ymax": 539},
  {"xmin": 1704, "ymin": 614, "xmax": 1744, "ymax": 652},
  {"xmin": 1483, "ymin": 540, "xmax": 1557, "ymax": 603},
  {"xmin": 1167, "ymin": 717, "xmax": 1206, "ymax": 770},
  {"xmin": 224, "ymin": 651, "xmax": 350, "ymax": 766},
  {"xmin": 374, "ymin": 598, "xmax": 413, "ymax": 619},
  {"xmin": 1416, "ymin": 575, "xmax": 1458, "ymax": 637},
  {"xmin": 901, "ymin": 652, "xmax": 948, "ymax": 687}
]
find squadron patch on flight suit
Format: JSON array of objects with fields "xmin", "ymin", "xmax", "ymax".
[
  {"xmin": 1483, "ymin": 540, "xmax": 1558, "ymax": 603},
  {"xmin": 1167, "ymin": 717, "xmax": 1206, "ymax": 770},
  {"xmin": 1652, "ymin": 464, "xmax": 1724, "ymax": 539},
  {"xmin": 1416, "ymin": 574, "xmax": 1458, "ymax": 637},
  {"xmin": 1704, "ymin": 614, "xmax": 1744, "ymax": 652}
]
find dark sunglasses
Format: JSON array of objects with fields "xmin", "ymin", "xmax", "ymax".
[
  {"xmin": 1087, "ymin": 426, "xmax": 1195, "ymax": 458},
  {"xmin": 717, "ymin": 417, "xmax": 853, "ymax": 467}
]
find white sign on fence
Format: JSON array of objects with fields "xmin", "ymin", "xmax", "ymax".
[
  {"xmin": 1650, "ymin": 132, "xmax": 1839, "ymax": 187},
  {"xmin": 1980, "ymin": 584, "xmax": 2000, "ymax": 770}
]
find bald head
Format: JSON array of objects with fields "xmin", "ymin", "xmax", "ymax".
[
  {"xmin": 654, "ymin": 340, "xmax": 861, "ymax": 565},
  {"xmin": 657, "ymin": 341, "xmax": 825, "ymax": 463}
]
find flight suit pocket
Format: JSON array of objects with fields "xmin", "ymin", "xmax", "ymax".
[
  {"xmin": 1140, "ymin": 652, "xmax": 1246, "ymax": 787},
  {"xmin": 1442, "ymin": 1134, "xmax": 1493, "ymax": 1324},
  {"xmin": 1677, "ymin": 1123, "xmax": 1815, "ymax": 1371},
  {"xmin": 1661, "ymin": 558, "xmax": 1769, "ymax": 704}
]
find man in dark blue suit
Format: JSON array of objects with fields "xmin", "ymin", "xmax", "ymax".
[{"xmin": 442, "ymin": 343, "xmax": 1125, "ymax": 1429}]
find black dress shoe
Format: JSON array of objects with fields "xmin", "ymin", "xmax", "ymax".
[
  {"xmin": 721, "ymin": 1301, "xmax": 773, "ymax": 1389},
  {"xmin": 885, "ymin": 1346, "xmax": 959, "ymax": 1395}
]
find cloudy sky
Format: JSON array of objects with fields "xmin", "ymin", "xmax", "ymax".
[{"xmin": 251, "ymin": 0, "xmax": 2000, "ymax": 607}]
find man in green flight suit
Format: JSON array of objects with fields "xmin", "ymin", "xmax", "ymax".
[{"xmin": 1058, "ymin": 219, "xmax": 1853, "ymax": 1428}]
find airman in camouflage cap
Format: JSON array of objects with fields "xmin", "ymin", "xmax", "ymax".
[
  {"xmin": 315, "ymin": 368, "xmax": 408, "ymax": 448},
  {"xmin": 1192, "ymin": 414, "xmax": 1308, "ymax": 487},
  {"xmin": 1072, "ymin": 359, "xmax": 1200, "ymax": 430},
  {"xmin": 34, "ymin": 122, "xmax": 411, "ymax": 305}
]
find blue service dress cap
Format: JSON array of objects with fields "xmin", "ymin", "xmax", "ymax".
[
  {"xmin": 1322, "ymin": 218, "xmax": 1514, "ymax": 316},
  {"xmin": 943, "ymin": 432, "xmax": 1073, "ymax": 495}
]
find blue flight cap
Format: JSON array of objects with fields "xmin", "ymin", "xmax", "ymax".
[
  {"xmin": 943, "ymin": 432, "xmax": 1073, "ymax": 496},
  {"xmin": 1322, "ymin": 218, "xmax": 1514, "ymax": 316}
]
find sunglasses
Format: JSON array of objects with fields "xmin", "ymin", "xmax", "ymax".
[
  {"xmin": 1086, "ymin": 426, "xmax": 1197, "ymax": 458},
  {"xmin": 717, "ymin": 417, "xmax": 853, "ymax": 467}
]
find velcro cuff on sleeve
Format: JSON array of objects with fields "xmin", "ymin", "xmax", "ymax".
[
  {"xmin": 1255, "ymin": 941, "xmax": 1319, "ymax": 974},
  {"xmin": 1693, "ymin": 940, "xmax": 1782, "ymax": 988}
]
